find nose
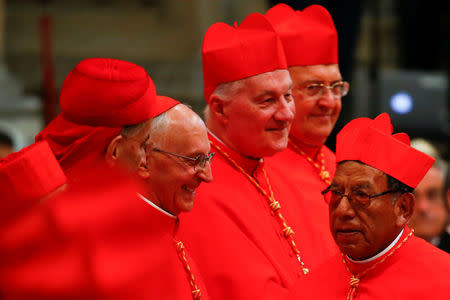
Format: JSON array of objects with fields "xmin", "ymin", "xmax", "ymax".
[
  {"xmin": 332, "ymin": 195, "xmax": 356, "ymax": 220},
  {"xmin": 197, "ymin": 162, "xmax": 213, "ymax": 183},
  {"xmin": 317, "ymin": 88, "xmax": 337, "ymax": 108},
  {"xmin": 274, "ymin": 96, "xmax": 295, "ymax": 122}
]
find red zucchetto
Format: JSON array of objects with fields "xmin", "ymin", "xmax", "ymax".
[
  {"xmin": 202, "ymin": 13, "xmax": 287, "ymax": 102},
  {"xmin": 336, "ymin": 113, "xmax": 435, "ymax": 188},
  {"xmin": 60, "ymin": 58, "xmax": 157, "ymax": 127},
  {"xmin": 265, "ymin": 4, "xmax": 338, "ymax": 67},
  {"xmin": 0, "ymin": 140, "xmax": 66, "ymax": 221}
]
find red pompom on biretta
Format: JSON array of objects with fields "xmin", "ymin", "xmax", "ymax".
[
  {"xmin": 266, "ymin": 4, "xmax": 338, "ymax": 67},
  {"xmin": 202, "ymin": 13, "xmax": 287, "ymax": 102},
  {"xmin": 60, "ymin": 58, "xmax": 157, "ymax": 127},
  {"xmin": 336, "ymin": 113, "xmax": 435, "ymax": 188}
]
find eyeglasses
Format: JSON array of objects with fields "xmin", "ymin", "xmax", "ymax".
[
  {"xmin": 299, "ymin": 81, "xmax": 350, "ymax": 99},
  {"xmin": 321, "ymin": 186, "xmax": 398, "ymax": 207},
  {"xmin": 152, "ymin": 148, "xmax": 215, "ymax": 170}
]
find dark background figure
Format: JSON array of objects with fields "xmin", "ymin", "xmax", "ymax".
[
  {"xmin": 0, "ymin": 130, "xmax": 14, "ymax": 159},
  {"xmin": 439, "ymin": 161, "xmax": 450, "ymax": 253},
  {"xmin": 395, "ymin": 0, "xmax": 450, "ymax": 73},
  {"xmin": 268, "ymin": 0, "xmax": 366, "ymax": 152}
]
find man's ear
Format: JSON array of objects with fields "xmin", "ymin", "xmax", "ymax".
[
  {"xmin": 136, "ymin": 153, "xmax": 150, "ymax": 179},
  {"xmin": 209, "ymin": 95, "xmax": 229, "ymax": 125},
  {"xmin": 105, "ymin": 135, "xmax": 123, "ymax": 166},
  {"xmin": 394, "ymin": 192, "xmax": 415, "ymax": 227}
]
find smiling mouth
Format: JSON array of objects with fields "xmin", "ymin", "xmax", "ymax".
[
  {"xmin": 312, "ymin": 114, "xmax": 332, "ymax": 119},
  {"xmin": 182, "ymin": 186, "xmax": 196, "ymax": 194},
  {"xmin": 266, "ymin": 127, "xmax": 288, "ymax": 132}
]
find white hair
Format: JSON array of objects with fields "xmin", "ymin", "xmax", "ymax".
[{"xmin": 147, "ymin": 109, "xmax": 172, "ymax": 149}]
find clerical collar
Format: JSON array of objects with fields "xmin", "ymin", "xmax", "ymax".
[
  {"xmin": 137, "ymin": 193, "xmax": 177, "ymax": 219},
  {"xmin": 347, "ymin": 228, "xmax": 404, "ymax": 264},
  {"xmin": 208, "ymin": 129, "xmax": 263, "ymax": 175}
]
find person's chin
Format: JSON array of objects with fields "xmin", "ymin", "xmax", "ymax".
[
  {"xmin": 267, "ymin": 130, "xmax": 289, "ymax": 145},
  {"xmin": 265, "ymin": 142, "xmax": 288, "ymax": 157},
  {"xmin": 310, "ymin": 114, "xmax": 337, "ymax": 127},
  {"xmin": 177, "ymin": 197, "xmax": 195, "ymax": 213}
]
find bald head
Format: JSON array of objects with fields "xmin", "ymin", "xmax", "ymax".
[{"xmin": 149, "ymin": 104, "xmax": 207, "ymax": 150}]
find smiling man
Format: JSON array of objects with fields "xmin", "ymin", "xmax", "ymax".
[
  {"xmin": 141, "ymin": 102, "xmax": 214, "ymax": 216},
  {"xmin": 286, "ymin": 113, "xmax": 450, "ymax": 299},
  {"xmin": 179, "ymin": 12, "xmax": 304, "ymax": 300},
  {"xmin": 264, "ymin": 4, "xmax": 347, "ymax": 269}
]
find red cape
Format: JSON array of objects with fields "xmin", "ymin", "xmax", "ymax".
[{"xmin": 0, "ymin": 167, "xmax": 209, "ymax": 300}]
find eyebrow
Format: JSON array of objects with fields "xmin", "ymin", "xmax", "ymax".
[
  {"xmin": 353, "ymin": 182, "xmax": 372, "ymax": 189},
  {"xmin": 298, "ymin": 79, "xmax": 343, "ymax": 86},
  {"xmin": 329, "ymin": 181, "xmax": 372, "ymax": 189},
  {"xmin": 255, "ymin": 82, "xmax": 294, "ymax": 99}
]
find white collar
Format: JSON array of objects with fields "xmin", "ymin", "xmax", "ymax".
[
  {"xmin": 347, "ymin": 228, "xmax": 404, "ymax": 264},
  {"xmin": 137, "ymin": 193, "xmax": 176, "ymax": 219}
]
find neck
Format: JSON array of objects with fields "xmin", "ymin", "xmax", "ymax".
[
  {"xmin": 207, "ymin": 126, "xmax": 261, "ymax": 161},
  {"xmin": 208, "ymin": 130, "xmax": 262, "ymax": 176},
  {"xmin": 347, "ymin": 228, "xmax": 405, "ymax": 264},
  {"xmin": 289, "ymin": 135, "xmax": 322, "ymax": 158}
]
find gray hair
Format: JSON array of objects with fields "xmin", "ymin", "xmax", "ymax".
[
  {"xmin": 147, "ymin": 110, "xmax": 172, "ymax": 149},
  {"xmin": 203, "ymin": 79, "xmax": 245, "ymax": 122},
  {"xmin": 121, "ymin": 121, "xmax": 148, "ymax": 138}
]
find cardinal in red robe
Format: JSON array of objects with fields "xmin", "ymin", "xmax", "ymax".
[{"xmin": 286, "ymin": 113, "xmax": 450, "ymax": 299}]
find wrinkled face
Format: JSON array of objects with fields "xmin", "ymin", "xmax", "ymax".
[
  {"xmin": 409, "ymin": 167, "xmax": 446, "ymax": 241},
  {"xmin": 329, "ymin": 161, "xmax": 401, "ymax": 260},
  {"xmin": 289, "ymin": 64, "xmax": 343, "ymax": 147},
  {"xmin": 223, "ymin": 69, "xmax": 295, "ymax": 158},
  {"xmin": 146, "ymin": 117, "xmax": 213, "ymax": 215}
]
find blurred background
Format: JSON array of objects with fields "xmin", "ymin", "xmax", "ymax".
[{"xmin": 0, "ymin": 0, "xmax": 448, "ymax": 159}]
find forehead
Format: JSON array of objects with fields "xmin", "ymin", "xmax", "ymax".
[
  {"xmin": 241, "ymin": 69, "xmax": 292, "ymax": 97},
  {"xmin": 288, "ymin": 64, "xmax": 341, "ymax": 83},
  {"xmin": 333, "ymin": 161, "xmax": 387, "ymax": 189},
  {"xmin": 165, "ymin": 117, "xmax": 209, "ymax": 152}
]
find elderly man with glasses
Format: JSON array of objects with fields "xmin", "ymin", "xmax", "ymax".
[
  {"xmin": 35, "ymin": 58, "xmax": 214, "ymax": 299},
  {"xmin": 141, "ymin": 102, "xmax": 214, "ymax": 216},
  {"xmin": 286, "ymin": 113, "xmax": 450, "ymax": 299},
  {"xmin": 263, "ymin": 3, "xmax": 347, "ymax": 270},
  {"xmin": 179, "ymin": 12, "xmax": 302, "ymax": 300}
]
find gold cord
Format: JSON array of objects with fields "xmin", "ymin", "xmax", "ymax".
[
  {"xmin": 212, "ymin": 141, "xmax": 309, "ymax": 275},
  {"xmin": 288, "ymin": 139, "xmax": 331, "ymax": 185},
  {"xmin": 342, "ymin": 229, "xmax": 414, "ymax": 300}
]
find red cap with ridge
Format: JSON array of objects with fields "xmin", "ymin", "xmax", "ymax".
[
  {"xmin": 266, "ymin": 4, "xmax": 338, "ymax": 67},
  {"xmin": 336, "ymin": 113, "xmax": 435, "ymax": 188},
  {"xmin": 60, "ymin": 58, "xmax": 166, "ymax": 127},
  {"xmin": 37, "ymin": 57, "xmax": 180, "ymax": 180},
  {"xmin": 202, "ymin": 13, "xmax": 287, "ymax": 102}
]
